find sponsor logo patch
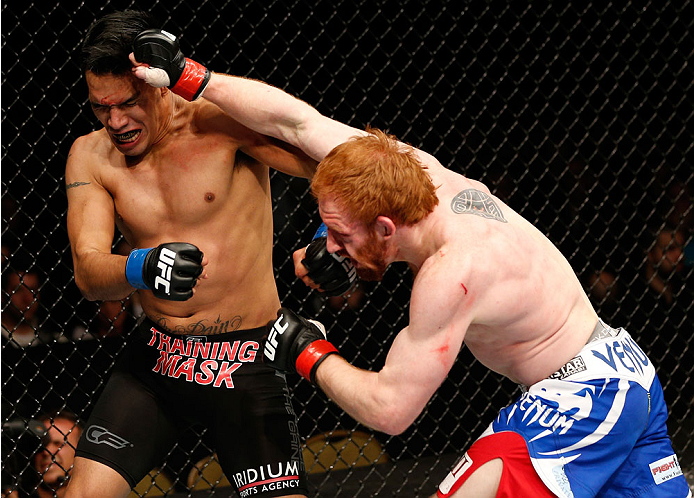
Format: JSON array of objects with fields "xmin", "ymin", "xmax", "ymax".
[
  {"xmin": 548, "ymin": 356, "xmax": 587, "ymax": 380},
  {"xmin": 649, "ymin": 454, "xmax": 682, "ymax": 485},
  {"xmin": 233, "ymin": 461, "xmax": 301, "ymax": 497},
  {"xmin": 146, "ymin": 327, "xmax": 258, "ymax": 388},
  {"xmin": 85, "ymin": 425, "xmax": 133, "ymax": 449}
]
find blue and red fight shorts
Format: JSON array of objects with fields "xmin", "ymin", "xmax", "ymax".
[{"xmin": 438, "ymin": 320, "xmax": 691, "ymax": 498}]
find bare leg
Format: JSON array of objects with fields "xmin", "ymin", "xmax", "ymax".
[
  {"xmin": 64, "ymin": 457, "xmax": 132, "ymax": 498},
  {"xmin": 429, "ymin": 458, "xmax": 503, "ymax": 498}
]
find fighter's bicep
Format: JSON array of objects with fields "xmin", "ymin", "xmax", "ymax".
[
  {"xmin": 386, "ymin": 263, "xmax": 474, "ymax": 385},
  {"xmin": 376, "ymin": 321, "xmax": 462, "ymax": 420},
  {"xmin": 241, "ymin": 135, "xmax": 318, "ymax": 179},
  {"xmin": 67, "ymin": 185, "xmax": 117, "ymax": 256},
  {"xmin": 65, "ymin": 149, "xmax": 116, "ymax": 256}
]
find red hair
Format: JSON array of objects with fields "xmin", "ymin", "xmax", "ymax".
[{"xmin": 311, "ymin": 127, "xmax": 439, "ymax": 226}]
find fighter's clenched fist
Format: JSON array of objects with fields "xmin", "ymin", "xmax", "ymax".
[
  {"xmin": 131, "ymin": 29, "xmax": 210, "ymax": 101},
  {"xmin": 125, "ymin": 242, "xmax": 204, "ymax": 301},
  {"xmin": 297, "ymin": 223, "xmax": 357, "ymax": 296},
  {"xmin": 263, "ymin": 307, "xmax": 339, "ymax": 384}
]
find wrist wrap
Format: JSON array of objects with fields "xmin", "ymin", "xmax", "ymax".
[
  {"xmin": 295, "ymin": 339, "xmax": 338, "ymax": 383},
  {"xmin": 125, "ymin": 248, "xmax": 152, "ymax": 289},
  {"xmin": 172, "ymin": 58, "xmax": 210, "ymax": 101}
]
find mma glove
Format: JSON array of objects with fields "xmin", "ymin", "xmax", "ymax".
[
  {"xmin": 302, "ymin": 223, "xmax": 357, "ymax": 296},
  {"xmin": 263, "ymin": 307, "xmax": 339, "ymax": 384},
  {"xmin": 132, "ymin": 29, "xmax": 210, "ymax": 101},
  {"xmin": 125, "ymin": 242, "xmax": 203, "ymax": 301}
]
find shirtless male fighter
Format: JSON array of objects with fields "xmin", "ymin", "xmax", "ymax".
[
  {"xmin": 132, "ymin": 67, "xmax": 692, "ymax": 497},
  {"xmin": 65, "ymin": 11, "xmax": 353, "ymax": 498}
]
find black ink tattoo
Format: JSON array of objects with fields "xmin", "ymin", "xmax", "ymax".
[
  {"xmin": 155, "ymin": 315, "xmax": 243, "ymax": 336},
  {"xmin": 66, "ymin": 181, "xmax": 91, "ymax": 190},
  {"xmin": 450, "ymin": 189, "xmax": 508, "ymax": 223}
]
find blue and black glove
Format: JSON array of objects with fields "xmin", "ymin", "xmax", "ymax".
[
  {"xmin": 126, "ymin": 242, "xmax": 203, "ymax": 301},
  {"xmin": 302, "ymin": 223, "xmax": 357, "ymax": 296}
]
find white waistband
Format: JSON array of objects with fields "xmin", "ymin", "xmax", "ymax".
[{"xmin": 544, "ymin": 327, "xmax": 655, "ymax": 390}]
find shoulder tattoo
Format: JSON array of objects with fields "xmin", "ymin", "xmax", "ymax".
[
  {"xmin": 66, "ymin": 181, "xmax": 91, "ymax": 190},
  {"xmin": 450, "ymin": 189, "xmax": 507, "ymax": 223}
]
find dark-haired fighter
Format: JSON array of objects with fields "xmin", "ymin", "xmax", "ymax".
[{"xmin": 65, "ymin": 11, "xmax": 354, "ymax": 498}]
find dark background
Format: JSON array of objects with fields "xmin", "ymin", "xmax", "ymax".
[{"xmin": 2, "ymin": 1, "xmax": 692, "ymax": 496}]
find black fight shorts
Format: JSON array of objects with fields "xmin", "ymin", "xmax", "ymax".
[{"xmin": 75, "ymin": 318, "xmax": 308, "ymax": 497}]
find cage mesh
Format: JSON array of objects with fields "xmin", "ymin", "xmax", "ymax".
[{"xmin": 2, "ymin": 1, "xmax": 692, "ymax": 496}]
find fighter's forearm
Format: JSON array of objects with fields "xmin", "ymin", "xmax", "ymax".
[
  {"xmin": 315, "ymin": 355, "xmax": 416, "ymax": 436},
  {"xmin": 203, "ymin": 73, "xmax": 365, "ymax": 161},
  {"xmin": 73, "ymin": 251, "xmax": 133, "ymax": 301}
]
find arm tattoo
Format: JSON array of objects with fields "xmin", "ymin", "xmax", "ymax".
[
  {"xmin": 66, "ymin": 181, "xmax": 91, "ymax": 190},
  {"xmin": 450, "ymin": 189, "xmax": 507, "ymax": 223}
]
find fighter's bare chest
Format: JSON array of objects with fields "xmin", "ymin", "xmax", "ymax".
[{"xmin": 107, "ymin": 141, "xmax": 238, "ymax": 227}]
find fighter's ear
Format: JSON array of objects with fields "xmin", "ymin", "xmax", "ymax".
[{"xmin": 375, "ymin": 216, "xmax": 396, "ymax": 240}]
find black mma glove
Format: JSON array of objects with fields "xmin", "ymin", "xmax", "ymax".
[
  {"xmin": 263, "ymin": 307, "xmax": 339, "ymax": 384},
  {"xmin": 302, "ymin": 223, "xmax": 357, "ymax": 296},
  {"xmin": 125, "ymin": 242, "xmax": 203, "ymax": 301},
  {"xmin": 132, "ymin": 29, "xmax": 210, "ymax": 101}
]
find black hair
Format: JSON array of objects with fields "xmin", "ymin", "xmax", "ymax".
[{"xmin": 80, "ymin": 10, "xmax": 157, "ymax": 75}]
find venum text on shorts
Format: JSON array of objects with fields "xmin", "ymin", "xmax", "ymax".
[{"xmin": 507, "ymin": 391, "xmax": 581, "ymax": 435}]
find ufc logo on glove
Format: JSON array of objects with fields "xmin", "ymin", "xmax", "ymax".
[
  {"xmin": 125, "ymin": 242, "xmax": 204, "ymax": 301},
  {"xmin": 154, "ymin": 247, "xmax": 176, "ymax": 295},
  {"xmin": 264, "ymin": 314, "xmax": 289, "ymax": 361},
  {"xmin": 262, "ymin": 308, "xmax": 337, "ymax": 383}
]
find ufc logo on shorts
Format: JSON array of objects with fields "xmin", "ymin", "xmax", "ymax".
[
  {"xmin": 264, "ymin": 314, "xmax": 289, "ymax": 361},
  {"xmin": 155, "ymin": 247, "xmax": 176, "ymax": 295}
]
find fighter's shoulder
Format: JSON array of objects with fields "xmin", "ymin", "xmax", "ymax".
[
  {"xmin": 68, "ymin": 129, "xmax": 112, "ymax": 160},
  {"xmin": 414, "ymin": 245, "xmax": 476, "ymax": 300},
  {"xmin": 408, "ymin": 248, "xmax": 477, "ymax": 335},
  {"xmin": 66, "ymin": 130, "xmax": 115, "ymax": 172}
]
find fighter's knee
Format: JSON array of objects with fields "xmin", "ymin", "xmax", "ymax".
[{"xmin": 64, "ymin": 457, "xmax": 132, "ymax": 498}]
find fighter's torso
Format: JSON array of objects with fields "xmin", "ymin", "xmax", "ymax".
[
  {"xmin": 92, "ymin": 104, "xmax": 280, "ymax": 334},
  {"xmin": 414, "ymin": 166, "xmax": 598, "ymax": 385}
]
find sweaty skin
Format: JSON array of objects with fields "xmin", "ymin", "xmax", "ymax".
[
  {"xmin": 190, "ymin": 73, "xmax": 599, "ymax": 434},
  {"xmin": 66, "ymin": 71, "xmax": 316, "ymax": 334},
  {"xmin": 320, "ymin": 170, "xmax": 596, "ymax": 388},
  {"xmin": 312, "ymin": 165, "xmax": 598, "ymax": 432}
]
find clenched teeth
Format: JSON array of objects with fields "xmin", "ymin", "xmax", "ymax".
[{"xmin": 114, "ymin": 130, "xmax": 141, "ymax": 143}]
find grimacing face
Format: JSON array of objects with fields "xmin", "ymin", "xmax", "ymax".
[
  {"xmin": 86, "ymin": 71, "xmax": 166, "ymax": 156},
  {"xmin": 319, "ymin": 196, "xmax": 389, "ymax": 281}
]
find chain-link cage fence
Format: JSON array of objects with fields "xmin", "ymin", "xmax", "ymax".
[{"xmin": 2, "ymin": 1, "xmax": 692, "ymax": 496}]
